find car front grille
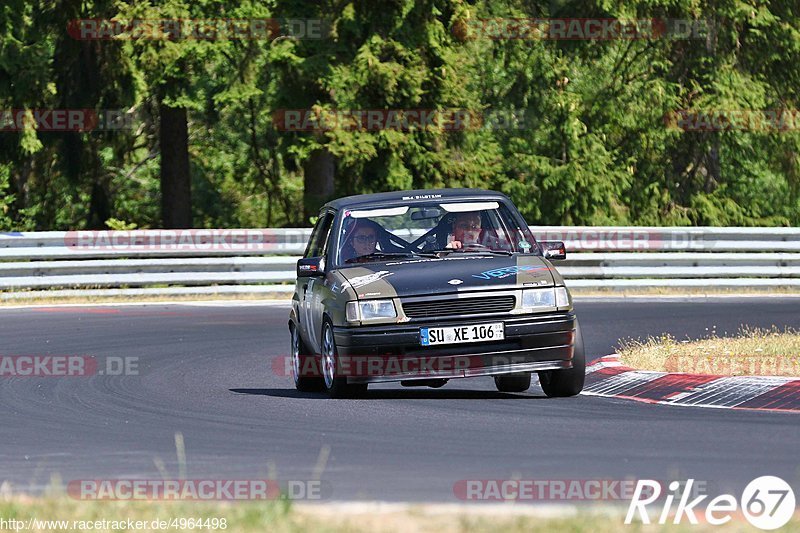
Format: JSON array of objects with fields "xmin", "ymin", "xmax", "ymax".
[{"xmin": 401, "ymin": 295, "xmax": 516, "ymax": 319}]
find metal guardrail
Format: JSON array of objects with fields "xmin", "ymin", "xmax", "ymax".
[{"xmin": 0, "ymin": 227, "xmax": 798, "ymax": 298}]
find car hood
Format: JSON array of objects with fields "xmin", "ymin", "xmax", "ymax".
[{"xmin": 337, "ymin": 254, "xmax": 555, "ymax": 299}]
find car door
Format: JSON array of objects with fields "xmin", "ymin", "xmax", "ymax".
[
  {"xmin": 310, "ymin": 211, "xmax": 340, "ymax": 352},
  {"xmin": 300, "ymin": 211, "xmax": 335, "ymax": 353}
]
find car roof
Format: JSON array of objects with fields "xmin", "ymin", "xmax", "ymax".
[{"xmin": 322, "ymin": 188, "xmax": 511, "ymax": 211}]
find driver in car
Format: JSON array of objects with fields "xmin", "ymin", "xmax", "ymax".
[{"xmin": 446, "ymin": 211, "xmax": 482, "ymax": 249}]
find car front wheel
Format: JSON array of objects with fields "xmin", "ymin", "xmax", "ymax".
[
  {"xmin": 538, "ymin": 319, "xmax": 586, "ymax": 397},
  {"xmin": 321, "ymin": 320, "xmax": 367, "ymax": 399},
  {"xmin": 290, "ymin": 323, "xmax": 324, "ymax": 392}
]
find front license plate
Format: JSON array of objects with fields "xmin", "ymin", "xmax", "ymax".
[{"xmin": 420, "ymin": 323, "xmax": 504, "ymax": 346}]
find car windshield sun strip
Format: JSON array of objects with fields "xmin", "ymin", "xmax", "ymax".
[{"xmin": 344, "ymin": 251, "xmax": 437, "ymax": 263}]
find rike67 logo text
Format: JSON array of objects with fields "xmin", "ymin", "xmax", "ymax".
[{"xmin": 626, "ymin": 477, "xmax": 795, "ymax": 530}]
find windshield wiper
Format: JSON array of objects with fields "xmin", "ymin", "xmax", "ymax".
[
  {"xmin": 474, "ymin": 249, "xmax": 515, "ymax": 256},
  {"xmin": 427, "ymin": 248, "xmax": 515, "ymax": 256},
  {"xmin": 345, "ymin": 251, "xmax": 436, "ymax": 263}
]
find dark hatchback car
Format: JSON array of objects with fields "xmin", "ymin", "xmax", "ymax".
[{"xmin": 288, "ymin": 189, "xmax": 584, "ymax": 398}]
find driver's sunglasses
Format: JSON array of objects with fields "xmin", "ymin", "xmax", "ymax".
[
  {"xmin": 456, "ymin": 223, "xmax": 481, "ymax": 231},
  {"xmin": 353, "ymin": 234, "xmax": 377, "ymax": 244}
]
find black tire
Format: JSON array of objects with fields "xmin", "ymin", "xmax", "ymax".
[
  {"xmin": 493, "ymin": 373, "xmax": 531, "ymax": 393},
  {"xmin": 538, "ymin": 319, "xmax": 585, "ymax": 397},
  {"xmin": 321, "ymin": 320, "xmax": 368, "ymax": 399},
  {"xmin": 290, "ymin": 323, "xmax": 324, "ymax": 392}
]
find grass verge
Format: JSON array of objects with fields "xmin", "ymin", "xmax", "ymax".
[
  {"xmin": 618, "ymin": 326, "xmax": 800, "ymax": 376},
  {"xmin": 1, "ymin": 497, "xmax": 795, "ymax": 532}
]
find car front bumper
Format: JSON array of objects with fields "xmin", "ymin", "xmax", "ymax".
[{"xmin": 332, "ymin": 311, "xmax": 576, "ymax": 384}]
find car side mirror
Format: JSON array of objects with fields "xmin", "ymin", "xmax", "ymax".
[
  {"xmin": 297, "ymin": 257, "xmax": 325, "ymax": 277},
  {"xmin": 540, "ymin": 241, "xmax": 566, "ymax": 260}
]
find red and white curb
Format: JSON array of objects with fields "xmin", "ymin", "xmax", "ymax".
[{"xmin": 583, "ymin": 355, "xmax": 800, "ymax": 413}]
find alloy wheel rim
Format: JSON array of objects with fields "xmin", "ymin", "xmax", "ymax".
[
  {"xmin": 322, "ymin": 326, "xmax": 335, "ymax": 389},
  {"xmin": 291, "ymin": 327, "xmax": 300, "ymax": 384}
]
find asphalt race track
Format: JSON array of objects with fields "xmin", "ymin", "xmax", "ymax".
[{"xmin": 1, "ymin": 297, "xmax": 799, "ymax": 502}]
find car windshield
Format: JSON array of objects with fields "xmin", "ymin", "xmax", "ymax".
[{"xmin": 334, "ymin": 200, "xmax": 539, "ymax": 266}]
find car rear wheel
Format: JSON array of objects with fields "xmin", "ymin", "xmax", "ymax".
[
  {"xmin": 493, "ymin": 373, "xmax": 531, "ymax": 393},
  {"xmin": 538, "ymin": 319, "xmax": 585, "ymax": 397},
  {"xmin": 290, "ymin": 323, "xmax": 324, "ymax": 392},
  {"xmin": 321, "ymin": 320, "xmax": 367, "ymax": 399}
]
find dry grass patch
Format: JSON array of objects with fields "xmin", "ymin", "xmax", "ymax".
[{"xmin": 618, "ymin": 327, "xmax": 800, "ymax": 376}]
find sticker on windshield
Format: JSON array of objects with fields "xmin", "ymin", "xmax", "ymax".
[{"xmin": 519, "ymin": 240, "xmax": 531, "ymax": 251}]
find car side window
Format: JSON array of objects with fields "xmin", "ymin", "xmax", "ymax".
[
  {"xmin": 304, "ymin": 212, "xmax": 334, "ymax": 259},
  {"xmin": 320, "ymin": 213, "xmax": 337, "ymax": 258},
  {"xmin": 499, "ymin": 204, "xmax": 539, "ymax": 254}
]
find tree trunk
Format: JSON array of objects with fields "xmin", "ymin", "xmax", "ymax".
[
  {"xmin": 88, "ymin": 181, "xmax": 110, "ymax": 229},
  {"xmin": 159, "ymin": 103, "xmax": 192, "ymax": 228},
  {"xmin": 303, "ymin": 148, "xmax": 335, "ymax": 221},
  {"xmin": 705, "ymin": 138, "xmax": 720, "ymax": 193}
]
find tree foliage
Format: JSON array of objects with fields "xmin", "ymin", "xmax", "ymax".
[{"xmin": 0, "ymin": 0, "xmax": 798, "ymax": 229}]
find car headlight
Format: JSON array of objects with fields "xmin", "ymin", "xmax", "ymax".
[
  {"xmin": 521, "ymin": 287, "xmax": 570, "ymax": 310},
  {"xmin": 521, "ymin": 288, "xmax": 556, "ymax": 309},
  {"xmin": 521, "ymin": 287, "xmax": 571, "ymax": 310},
  {"xmin": 346, "ymin": 299, "xmax": 397, "ymax": 321}
]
